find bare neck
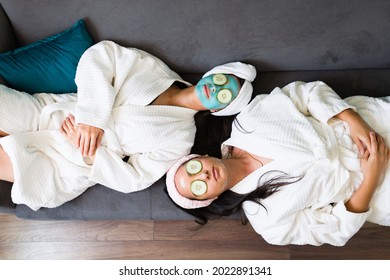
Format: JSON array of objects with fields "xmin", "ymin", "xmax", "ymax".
[
  {"xmin": 221, "ymin": 148, "xmax": 267, "ymax": 190},
  {"xmin": 220, "ymin": 157, "xmax": 254, "ymax": 190},
  {"xmin": 152, "ymin": 84, "xmax": 206, "ymax": 111}
]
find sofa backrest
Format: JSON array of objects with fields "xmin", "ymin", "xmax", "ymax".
[
  {"xmin": 2, "ymin": 0, "xmax": 390, "ymax": 74},
  {"xmin": 0, "ymin": 3, "xmax": 17, "ymax": 53}
]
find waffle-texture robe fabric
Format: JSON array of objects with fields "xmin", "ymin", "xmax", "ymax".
[
  {"xmin": 223, "ymin": 81, "xmax": 390, "ymax": 246},
  {"xmin": 0, "ymin": 41, "xmax": 196, "ymax": 210}
]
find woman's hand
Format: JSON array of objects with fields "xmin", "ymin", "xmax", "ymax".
[
  {"xmin": 60, "ymin": 114, "xmax": 79, "ymax": 148},
  {"xmin": 345, "ymin": 132, "xmax": 390, "ymax": 213},
  {"xmin": 360, "ymin": 132, "xmax": 390, "ymax": 187},
  {"xmin": 60, "ymin": 114, "xmax": 104, "ymax": 157},
  {"xmin": 336, "ymin": 109, "xmax": 374, "ymax": 155},
  {"xmin": 76, "ymin": 123, "xmax": 104, "ymax": 157}
]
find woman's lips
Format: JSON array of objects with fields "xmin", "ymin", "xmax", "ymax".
[
  {"xmin": 212, "ymin": 167, "xmax": 218, "ymax": 181},
  {"xmin": 203, "ymin": 85, "xmax": 210, "ymax": 99}
]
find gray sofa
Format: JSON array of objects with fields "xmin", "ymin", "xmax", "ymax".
[{"xmin": 1, "ymin": 0, "xmax": 390, "ymax": 220}]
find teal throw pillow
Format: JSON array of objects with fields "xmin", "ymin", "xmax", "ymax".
[{"xmin": 0, "ymin": 19, "xmax": 94, "ymax": 94}]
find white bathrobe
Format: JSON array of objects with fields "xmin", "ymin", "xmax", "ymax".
[
  {"xmin": 0, "ymin": 40, "xmax": 196, "ymax": 210},
  {"xmin": 222, "ymin": 81, "xmax": 390, "ymax": 246}
]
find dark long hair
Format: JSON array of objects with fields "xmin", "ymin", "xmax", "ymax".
[{"xmin": 190, "ymin": 111, "xmax": 237, "ymax": 158}]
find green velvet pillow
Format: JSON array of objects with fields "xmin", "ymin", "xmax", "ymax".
[{"xmin": 0, "ymin": 19, "xmax": 94, "ymax": 94}]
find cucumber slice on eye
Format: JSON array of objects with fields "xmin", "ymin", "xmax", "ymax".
[
  {"xmin": 217, "ymin": 89, "xmax": 233, "ymax": 104},
  {"xmin": 213, "ymin": 74, "xmax": 227, "ymax": 85},
  {"xmin": 191, "ymin": 180, "xmax": 207, "ymax": 196},
  {"xmin": 186, "ymin": 160, "xmax": 202, "ymax": 175}
]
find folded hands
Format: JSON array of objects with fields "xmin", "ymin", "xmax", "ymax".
[{"xmin": 59, "ymin": 114, "xmax": 104, "ymax": 158}]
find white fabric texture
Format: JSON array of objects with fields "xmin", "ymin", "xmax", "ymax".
[
  {"xmin": 222, "ymin": 81, "xmax": 390, "ymax": 246},
  {"xmin": 0, "ymin": 40, "xmax": 196, "ymax": 210}
]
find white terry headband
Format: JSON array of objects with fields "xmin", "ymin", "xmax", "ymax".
[{"xmin": 202, "ymin": 62, "xmax": 257, "ymax": 116}]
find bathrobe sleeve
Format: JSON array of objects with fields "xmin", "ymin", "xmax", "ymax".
[
  {"xmin": 279, "ymin": 81, "xmax": 355, "ymax": 124},
  {"xmin": 242, "ymin": 164, "xmax": 371, "ymax": 246},
  {"xmin": 87, "ymin": 108, "xmax": 196, "ymax": 193},
  {"xmin": 89, "ymin": 146, "xmax": 185, "ymax": 193},
  {"xmin": 74, "ymin": 40, "xmax": 139, "ymax": 129}
]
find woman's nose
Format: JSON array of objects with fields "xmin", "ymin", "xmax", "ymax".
[{"xmin": 198, "ymin": 170, "xmax": 210, "ymax": 181}]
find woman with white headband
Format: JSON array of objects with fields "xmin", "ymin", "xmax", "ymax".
[
  {"xmin": 166, "ymin": 81, "xmax": 390, "ymax": 246},
  {"xmin": 0, "ymin": 40, "xmax": 256, "ymax": 210}
]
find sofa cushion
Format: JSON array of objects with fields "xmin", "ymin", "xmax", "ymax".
[
  {"xmin": 0, "ymin": 19, "xmax": 94, "ymax": 94},
  {"xmin": 16, "ymin": 184, "xmax": 153, "ymax": 220},
  {"xmin": 151, "ymin": 177, "xmax": 195, "ymax": 220}
]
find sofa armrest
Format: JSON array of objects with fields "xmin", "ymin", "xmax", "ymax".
[
  {"xmin": 0, "ymin": 4, "xmax": 16, "ymax": 213},
  {"xmin": 0, "ymin": 4, "xmax": 18, "ymax": 214},
  {"xmin": 0, "ymin": 181, "xmax": 15, "ymax": 214},
  {"xmin": 0, "ymin": 3, "xmax": 18, "ymax": 53}
]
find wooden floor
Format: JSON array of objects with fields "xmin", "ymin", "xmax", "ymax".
[{"xmin": 1, "ymin": 213, "xmax": 390, "ymax": 260}]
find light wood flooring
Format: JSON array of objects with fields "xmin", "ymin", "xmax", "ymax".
[{"xmin": 1, "ymin": 213, "xmax": 390, "ymax": 260}]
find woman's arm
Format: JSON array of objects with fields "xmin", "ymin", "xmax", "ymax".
[
  {"xmin": 73, "ymin": 41, "xmax": 118, "ymax": 156},
  {"xmin": 336, "ymin": 110, "xmax": 390, "ymax": 213},
  {"xmin": 73, "ymin": 41, "xmax": 140, "ymax": 156},
  {"xmin": 60, "ymin": 114, "xmax": 180, "ymax": 190},
  {"xmin": 89, "ymin": 146, "xmax": 187, "ymax": 193},
  {"xmin": 74, "ymin": 41, "xmax": 123, "ymax": 128},
  {"xmin": 282, "ymin": 81, "xmax": 385, "ymax": 157},
  {"xmin": 335, "ymin": 108, "xmax": 374, "ymax": 155},
  {"xmin": 245, "ymin": 166, "xmax": 372, "ymax": 246},
  {"xmin": 280, "ymin": 81, "xmax": 353, "ymax": 124}
]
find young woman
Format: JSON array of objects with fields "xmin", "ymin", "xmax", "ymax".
[
  {"xmin": 166, "ymin": 81, "xmax": 390, "ymax": 246},
  {"xmin": 0, "ymin": 40, "xmax": 256, "ymax": 210}
]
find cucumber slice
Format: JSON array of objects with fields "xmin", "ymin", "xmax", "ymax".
[
  {"xmin": 217, "ymin": 89, "xmax": 233, "ymax": 104},
  {"xmin": 186, "ymin": 160, "xmax": 202, "ymax": 175},
  {"xmin": 213, "ymin": 74, "xmax": 227, "ymax": 85},
  {"xmin": 191, "ymin": 180, "xmax": 207, "ymax": 196}
]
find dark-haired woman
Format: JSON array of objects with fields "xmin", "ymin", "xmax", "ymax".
[
  {"xmin": 166, "ymin": 81, "xmax": 390, "ymax": 246},
  {"xmin": 0, "ymin": 40, "xmax": 256, "ymax": 210}
]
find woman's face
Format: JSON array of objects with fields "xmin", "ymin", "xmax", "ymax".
[
  {"xmin": 174, "ymin": 156, "xmax": 228, "ymax": 200},
  {"xmin": 195, "ymin": 74, "xmax": 240, "ymax": 110}
]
